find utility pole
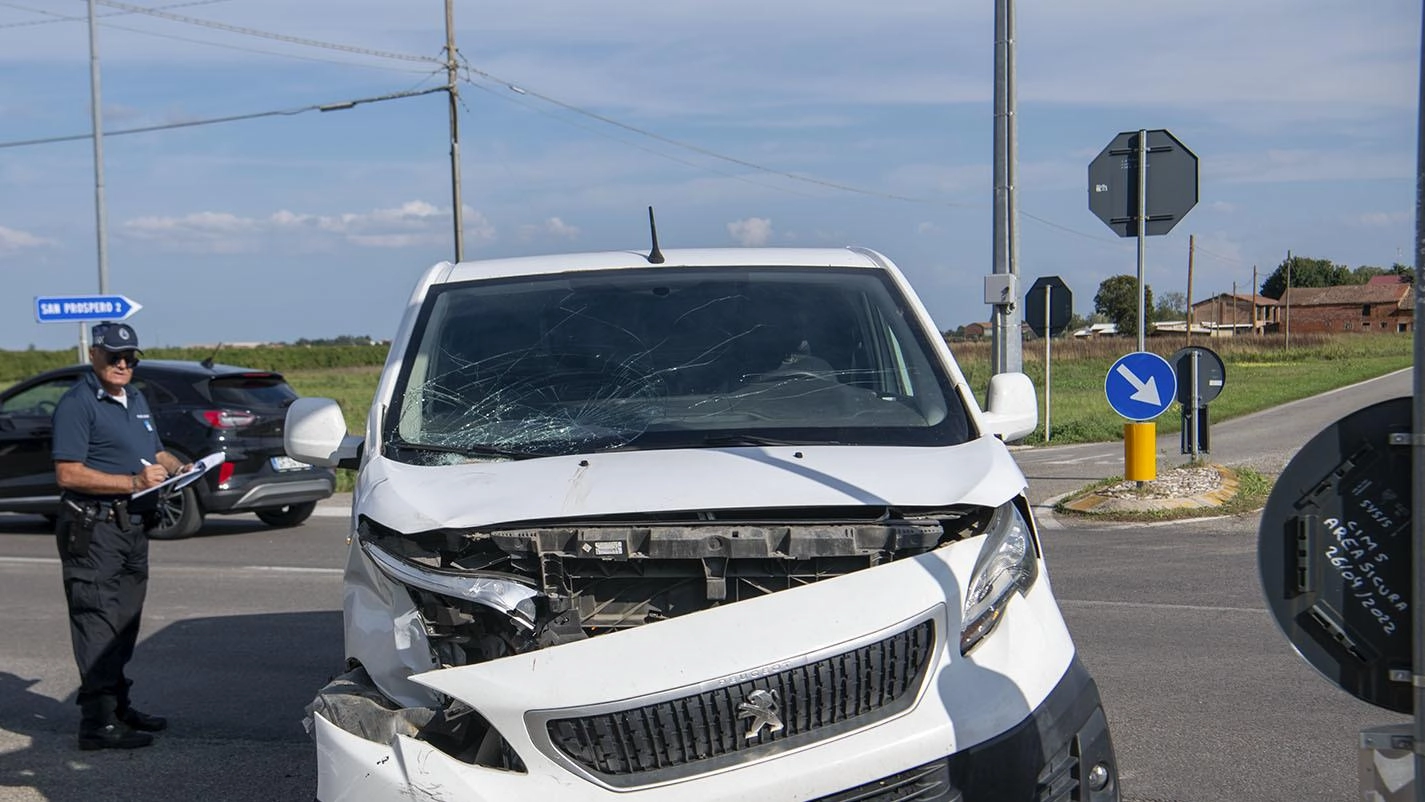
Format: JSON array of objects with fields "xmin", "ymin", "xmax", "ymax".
[
  {"xmin": 1285, "ymin": 250, "xmax": 1292, "ymax": 349},
  {"xmin": 85, "ymin": 0, "xmax": 109, "ymax": 361},
  {"xmin": 990, "ymin": 0, "xmax": 1022, "ymax": 374},
  {"xmin": 1232, "ymin": 280, "xmax": 1238, "ymax": 333},
  {"xmin": 1186, "ymin": 234, "xmax": 1195, "ymax": 345},
  {"xmin": 444, "ymin": 0, "xmax": 464, "ymax": 263},
  {"xmin": 1252, "ymin": 265, "xmax": 1259, "ymax": 334}
]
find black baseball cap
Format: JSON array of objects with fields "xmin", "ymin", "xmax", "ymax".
[{"xmin": 92, "ymin": 322, "xmax": 143, "ymax": 354}]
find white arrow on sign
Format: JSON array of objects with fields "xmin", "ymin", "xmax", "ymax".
[{"xmin": 1115, "ymin": 363, "xmax": 1161, "ymax": 406}]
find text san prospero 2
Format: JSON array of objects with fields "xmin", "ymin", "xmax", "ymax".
[
  {"xmin": 1322, "ymin": 477, "xmax": 1411, "ymax": 637},
  {"xmin": 37, "ymin": 299, "xmax": 124, "ymax": 316}
]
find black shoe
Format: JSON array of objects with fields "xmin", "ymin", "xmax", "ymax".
[
  {"xmin": 119, "ymin": 707, "xmax": 168, "ymax": 732},
  {"xmin": 78, "ymin": 722, "xmax": 154, "ymax": 751}
]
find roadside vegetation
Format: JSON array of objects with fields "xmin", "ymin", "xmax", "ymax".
[
  {"xmin": 953, "ymin": 332, "xmax": 1413, "ymax": 444},
  {"xmin": 1, "ymin": 333, "xmax": 1412, "ymax": 495}
]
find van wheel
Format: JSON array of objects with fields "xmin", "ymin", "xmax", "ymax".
[
  {"xmin": 147, "ymin": 485, "xmax": 203, "ymax": 540},
  {"xmin": 255, "ymin": 501, "xmax": 317, "ymax": 528}
]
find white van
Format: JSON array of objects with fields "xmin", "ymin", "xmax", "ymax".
[{"xmin": 286, "ymin": 245, "xmax": 1118, "ymax": 801}]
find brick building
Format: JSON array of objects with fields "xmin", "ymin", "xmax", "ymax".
[
  {"xmin": 1280, "ymin": 283, "xmax": 1414, "ymax": 333},
  {"xmin": 1189, "ymin": 292, "xmax": 1280, "ymax": 335}
]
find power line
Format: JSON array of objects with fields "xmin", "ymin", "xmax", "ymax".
[
  {"xmin": 0, "ymin": 0, "xmax": 227, "ymax": 29},
  {"xmin": 0, "ymin": 86, "xmax": 445, "ymax": 150},
  {"xmin": 462, "ymin": 66, "xmax": 979, "ymax": 209},
  {"xmin": 93, "ymin": 0, "xmax": 441, "ymax": 65}
]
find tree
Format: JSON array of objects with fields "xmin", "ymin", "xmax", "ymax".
[
  {"xmin": 1094, "ymin": 275, "xmax": 1153, "ymax": 335},
  {"xmin": 1259, "ymin": 255, "xmax": 1352, "ymax": 299},
  {"xmin": 1154, "ymin": 291, "xmax": 1186, "ymax": 322}
]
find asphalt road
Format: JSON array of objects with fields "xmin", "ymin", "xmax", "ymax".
[{"xmin": 0, "ymin": 368, "xmax": 1414, "ymax": 801}]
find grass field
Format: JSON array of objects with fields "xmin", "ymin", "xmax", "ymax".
[
  {"xmin": 2, "ymin": 333, "xmax": 1412, "ymax": 445},
  {"xmin": 3, "ymin": 334, "xmax": 1409, "ymax": 494},
  {"xmin": 953, "ymin": 332, "xmax": 1413, "ymax": 444}
]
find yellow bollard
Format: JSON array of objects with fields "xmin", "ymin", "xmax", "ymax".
[{"xmin": 1124, "ymin": 422, "xmax": 1156, "ymax": 482}]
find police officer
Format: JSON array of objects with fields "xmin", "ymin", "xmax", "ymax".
[{"xmin": 52, "ymin": 321, "xmax": 190, "ymax": 750}]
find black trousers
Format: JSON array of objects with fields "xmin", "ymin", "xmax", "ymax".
[{"xmin": 56, "ymin": 513, "xmax": 149, "ymax": 715}]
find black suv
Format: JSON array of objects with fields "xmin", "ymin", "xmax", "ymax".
[{"xmin": 0, "ymin": 359, "xmax": 336, "ymax": 538}]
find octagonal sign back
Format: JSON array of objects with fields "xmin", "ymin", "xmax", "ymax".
[{"xmin": 1088, "ymin": 129, "xmax": 1199, "ymax": 237}]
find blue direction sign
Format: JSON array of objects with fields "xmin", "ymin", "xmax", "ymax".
[
  {"xmin": 1105, "ymin": 351, "xmax": 1177, "ymax": 421},
  {"xmin": 34, "ymin": 295, "xmax": 142, "ymax": 323}
]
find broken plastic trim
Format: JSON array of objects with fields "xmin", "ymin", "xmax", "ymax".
[{"xmin": 360, "ymin": 538, "xmax": 540, "ymax": 631}]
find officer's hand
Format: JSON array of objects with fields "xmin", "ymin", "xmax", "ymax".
[{"xmin": 139, "ymin": 463, "xmax": 168, "ymax": 487}]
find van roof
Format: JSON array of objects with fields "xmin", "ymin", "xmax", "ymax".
[{"xmin": 439, "ymin": 247, "xmax": 894, "ymax": 284}]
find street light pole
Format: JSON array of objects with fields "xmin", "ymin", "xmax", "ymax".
[
  {"xmin": 444, "ymin": 0, "xmax": 464, "ymax": 263},
  {"xmin": 85, "ymin": 0, "xmax": 110, "ymax": 361},
  {"xmin": 991, "ymin": 0, "xmax": 1022, "ymax": 374}
]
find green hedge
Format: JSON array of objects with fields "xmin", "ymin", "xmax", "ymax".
[{"xmin": 0, "ymin": 344, "xmax": 391, "ymax": 387}]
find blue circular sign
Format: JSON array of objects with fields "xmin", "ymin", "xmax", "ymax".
[{"xmin": 1104, "ymin": 351, "xmax": 1177, "ymax": 421}]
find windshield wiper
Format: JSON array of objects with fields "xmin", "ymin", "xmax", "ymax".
[
  {"xmin": 702, "ymin": 434, "xmax": 841, "ymax": 447},
  {"xmin": 388, "ymin": 437, "xmax": 541, "ymax": 460}
]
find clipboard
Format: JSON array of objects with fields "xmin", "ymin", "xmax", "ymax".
[{"xmin": 132, "ymin": 452, "xmax": 225, "ymax": 499}]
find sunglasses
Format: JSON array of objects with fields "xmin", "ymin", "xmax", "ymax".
[{"xmin": 103, "ymin": 351, "xmax": 140, "ymax": 367}]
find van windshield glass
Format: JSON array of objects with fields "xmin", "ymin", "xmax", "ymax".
[{"xmin": 383, "ymin": 266, "xmax": 969, "ymax": 462}]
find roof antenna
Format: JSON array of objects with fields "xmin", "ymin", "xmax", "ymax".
[
  {"xmin": 646, "ymin": 206, "xmax": 665, "ymax": 264},
  {"xmin": 201, "ymin": 342, "xmax": 223, "ymax": 370}
]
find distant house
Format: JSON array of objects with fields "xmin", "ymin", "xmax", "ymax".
[
  {"xmin": 1072, "ymin": 322, "xmax": 1117, "ymax": 338},
  {"xmin": 962, "ymin": 322, "xmax": 991, "ymax": 339},
  {"xmin": 1280, "ymin": 283, "xmax": 1414, "ymax": 333},
  {"xmin": 1188, "ymin": 292, "xmax": 1279, "ymax": 335},
  {"xmin": 1367, "ymin": 274, "xmax": 1410, "ymax": 286}
]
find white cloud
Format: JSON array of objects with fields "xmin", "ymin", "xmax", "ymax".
[
  {"xmin": 518, "ymin": 216, "xmax": 581, "ymax": 242},
  {"xmin": 728, "ymin": 217, "xmax": 773, "ymax": 246},
  {"xmin": 118, "ymin": 202, "xmax": 490, "ymax": 253},
  {"xmin": 0, "ymin": 225, "xmax": 50, "ymax": 254},
  {"xmin": 1353, "ymin": 211, "xmax": 1411, "ymax": 228}
]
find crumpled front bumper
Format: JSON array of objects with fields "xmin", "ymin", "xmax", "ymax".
[{"xmin": 314, "ymin": 539, "xmax": 1115, "ymax": 802}]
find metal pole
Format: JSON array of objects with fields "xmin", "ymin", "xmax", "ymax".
[
  {"xmin": 1189, "ymin": 349, "xmax": 1200, "ymax": 463},
  {"xmin": 444, "ymin": 0, "xmax": 465, "ymax": 263},
  {"xmin": 990, "ymin": 0, "xmax": 1022, "ymax": 374},
  {"xmin": 85, "ymin": 0, "xmax": 109, "ymax": 362},
  {"xmin": 1044, "ymin": 286, "xmax": 1051, "ymax": 443},
  {"xmin": 1136, "ymin": 129, "xmax": 1147, "ymax": 353},
  {"xmin": 1186, "ymin": 234, "xmax": 1195, "ymax": 346},
  {"xmin": 1285, "ymin": 250, "xmax": 1293, "ymax": 350},
  {"xmin": 1411, "ymin": 3, "xmax": 1425, "ymax": 794}
]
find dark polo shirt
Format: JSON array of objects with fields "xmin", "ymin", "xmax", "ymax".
[{"xmin": 52, "ymin": 371, "xmax": 162, "ymax": 501}]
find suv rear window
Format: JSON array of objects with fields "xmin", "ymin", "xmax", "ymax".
[{"xmin": 209, "ymin": 375, "xmax": 299, "ymax": 408}]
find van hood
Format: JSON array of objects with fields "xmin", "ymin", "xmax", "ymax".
[{"xmin": 356, "ymin": 435, "xmax": 1025, "ymax": 531}]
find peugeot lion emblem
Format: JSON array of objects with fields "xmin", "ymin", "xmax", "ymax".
[{"xmin": 737, "ymin": 689, "xmax": 784, "ymax": 740}]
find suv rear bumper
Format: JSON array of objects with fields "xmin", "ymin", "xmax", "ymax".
[{"xmin": 206, "ymin": 475, "xmax": 335, "ymax": 513}]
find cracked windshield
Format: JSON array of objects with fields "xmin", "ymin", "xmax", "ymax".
[{"xmin": 384, "ymin": 266, "xmax": 970, "ymax": 462}]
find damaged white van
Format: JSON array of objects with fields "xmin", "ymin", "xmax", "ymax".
[{"xmin": 285, "ymin": 241, "xmax": 1118, "ymax": 801}]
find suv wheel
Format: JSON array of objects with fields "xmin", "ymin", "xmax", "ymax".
[
  {"xmin": 255, "ymin": 501, "xmax": 318, "ymax": 528},
  {"xmin": 147, "ymin": 485, "xmax": 203, "ymax": 540}
]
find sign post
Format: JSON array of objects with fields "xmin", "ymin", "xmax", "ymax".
[
  {"xmin": 35, "ymin": 294, "xmax": 143, "ymax": 363},
  {"xmin": 1170, "ymin": 345, "xmax": 1226, "ymax": 462},
  {"xmin": 1104, "ymin": 351, "xmax": 1176, "ymax": 483},
  {"xmin": 1088, "ymin": 129, "xmax": 1199, "ymax": 349},
  {"xmin": 34, "ymin": 294, "xmax": 142, "ymax": 323},
  {"xmin": 1025, "ymin": 276, "xmax": 1072, "ymax": 443}
]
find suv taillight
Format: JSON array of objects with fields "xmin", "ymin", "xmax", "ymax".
[{"xmin": 194, "ymin": 409, "xmax": 257, "ymax": 429}]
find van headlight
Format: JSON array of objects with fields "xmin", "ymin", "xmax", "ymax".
[{"xmin": 960, "ymin": 500, "xmax": 1039, "ymax": 654}]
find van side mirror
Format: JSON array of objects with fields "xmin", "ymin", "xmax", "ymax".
[
  {"xmin": 285, "ymin": 397, "xmax": 363, "ymax": 471},
  {"xmin": 980, "ymin": 372, "xmax": 1038, "ymax": 442}
]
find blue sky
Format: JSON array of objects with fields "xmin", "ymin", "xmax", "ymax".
[{"xmin": 0, "ymin": 0, "xmax": 1417, "ymax": 351}]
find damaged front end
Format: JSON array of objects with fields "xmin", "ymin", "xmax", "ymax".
[{"xmin": 308, "ymin": 502, "xmax": 1005, "ymax": 773}]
